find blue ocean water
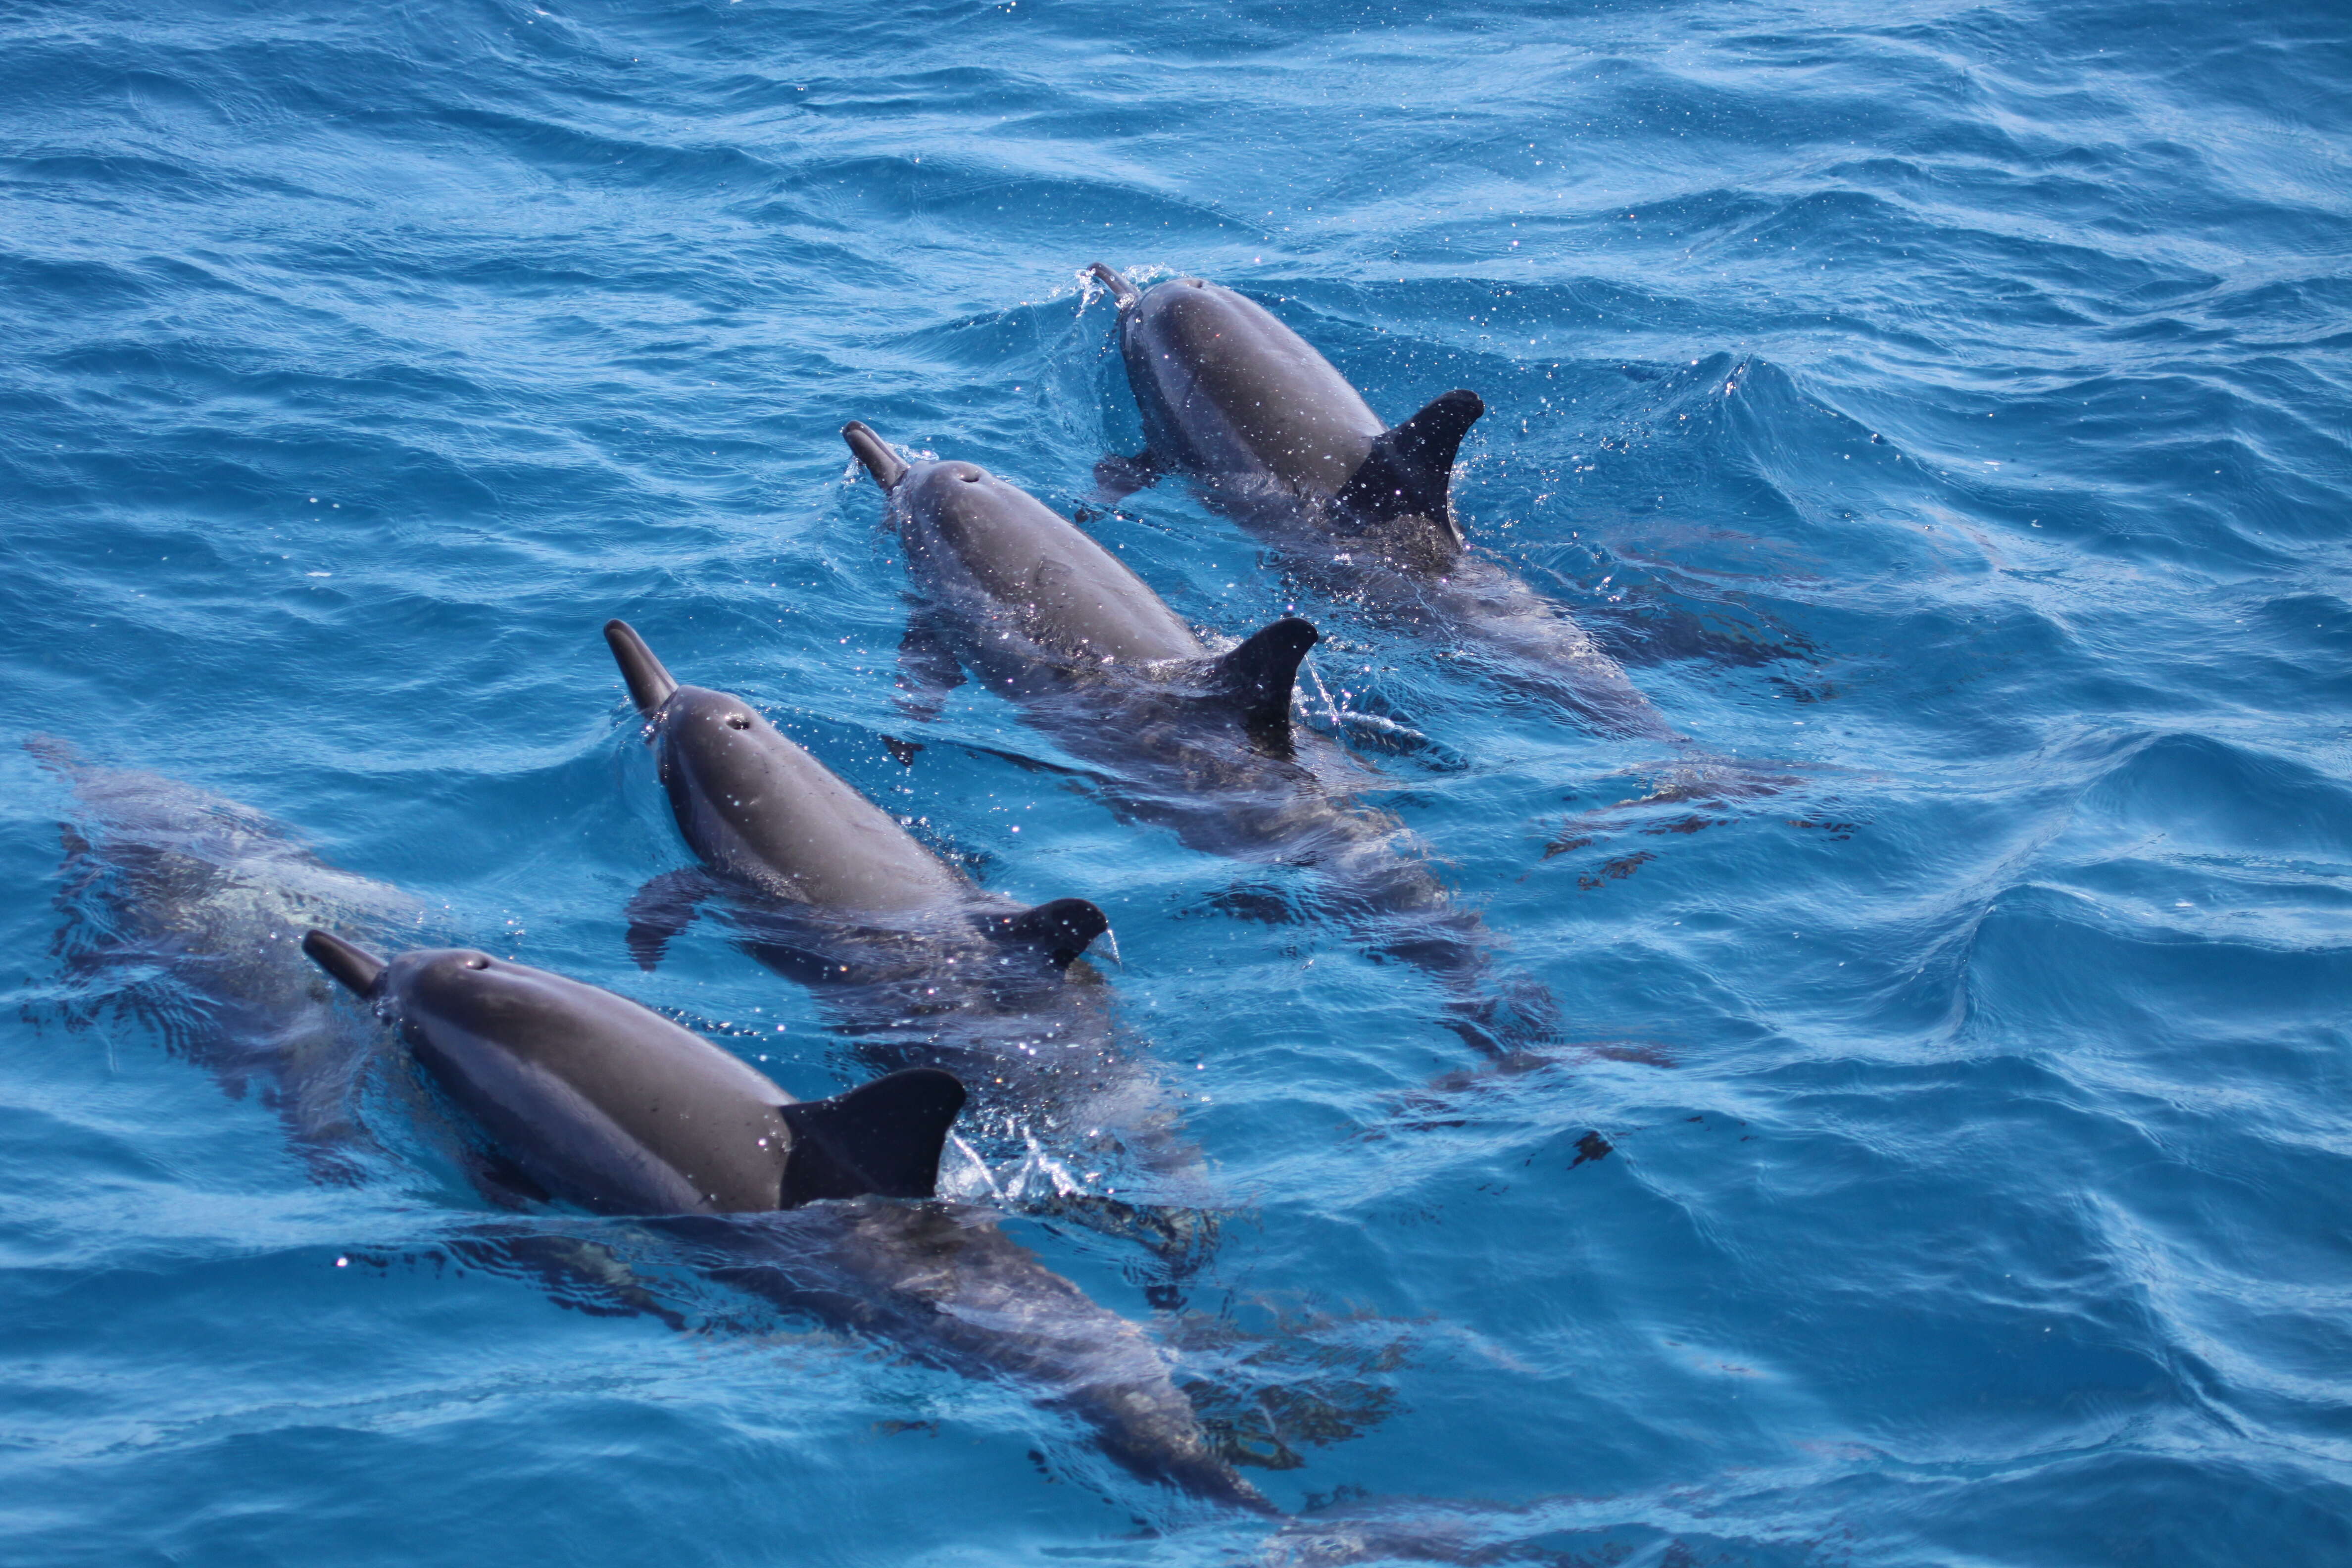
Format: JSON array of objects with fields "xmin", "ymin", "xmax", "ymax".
[{"xmin": 3, "ymin": 0, "xmax": 2350, "ymax": 1560}]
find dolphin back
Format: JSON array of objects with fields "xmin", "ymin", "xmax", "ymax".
[
  {"xmin": 1115, "ymin": 274, "xmax": 1384, "ymax": 496},
  {"xmin": 1103, "ymin": 269, "xmax": 1484, "ymax": 557}
]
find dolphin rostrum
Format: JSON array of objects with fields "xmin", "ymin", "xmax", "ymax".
[
  {"xmin": 1087, "ymin": 262, "xmax": 1672, "ymax": 738},
  {"xmin": 841, "ymin": 423, "xmax": 1560, "ymax": 1058}
]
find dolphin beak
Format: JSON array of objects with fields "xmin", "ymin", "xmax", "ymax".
[
  {"xmin": 303, "ymin": 929, "xmax": 387, "ymax": 998},
  {"xmin": 605, "ymin": 620, "xmax": 680, "ymax": 715},
  {"xmin": 841, "ymin": 422, "xmax": 910, "ymax": 492}
]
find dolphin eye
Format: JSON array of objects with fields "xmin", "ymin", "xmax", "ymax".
[
  {"xmin": 726, "ymin": 715, "xmax": 751, "ymax": 730},
  {"xmin": 463, "ymin": 957, "xmax": 489, "ymax": 970}
]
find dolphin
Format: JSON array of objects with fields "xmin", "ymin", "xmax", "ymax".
[
  {"xmin": 301, "ymin": 931, "xmax": 1272, "ymax": 1513},
  {"xmin": 602, "ymin": 620, "xmax": 1209, "ymax": 1208},
  {"xmin": 840, "ymin": 418, "xmax": 1318, "ymax": 735},
  {"xmin": 841, "ymin": 423, "xmax": 1560, "ymax": 1058},
  {"xmin": 300, "ymin": 931, "xmax": 965, "ymax": 1213},
  {"xmin": 29, "ymin": 735, "xmax": 432, "ymax": 1177},
  {"xmin": 1086, "ymin": 262, "xmax": 1671, "ymax": 739}
]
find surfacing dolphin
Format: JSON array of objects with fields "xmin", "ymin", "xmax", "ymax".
[
  {"xmin": 29, "ymin": 735, "xmax": 432, "ymax": 1178},
  {"xmin": 841, "ymin": 422, "xmax": 1559, "ymax": 1058},
  {"xmin": 1086, "ymin": 262, "xmax": 1673, "ymax": 740},
  {"xmin": 299, "ymin": 931, "xmax": 964, "ymax": 1213},
  {"xmin": 301, "ymin": 931, "xmax": 1271, "ymax": 1513},
  {"xmin": 603, "ymin": 620, "xmax": 1207, "ymax": 1201}
]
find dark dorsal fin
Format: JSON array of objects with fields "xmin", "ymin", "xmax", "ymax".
[
  {"xmin": 777, "ymin": 1067, "xmax": 967, "ymax": 1203},
  {"xmin": 1333, "ymin": 388, "xmax": 1485, "ymax": 526},
  {"xmin": 605, "ymin": 620, "xmax": 679, "ymax": 714},
  {"xmin": 1212, "ymin": 616, "xmax": 1319, "ymax": 732},
  {"xmin": 303, "ymin": 930, "xmax": 388, "ymax": 998},
  {"xmin": 981, "ymin": 897, "xmax": 1110, "ymax": 971},
  {"xmin": 841, "ymin": 422, "xmax": 910, "ymax": 492},
  {"xmin": 1087, "ymin": 261, "xmax": 1140, "ymax": 308}
]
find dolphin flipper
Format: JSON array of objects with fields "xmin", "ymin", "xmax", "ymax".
[
  {"xmin": 1091, "ymin": 449, "xmax": 1161, "ymax": 504},
  {"xmin": 624, "ymin": 868, "xmax": 720, "ymax": 971},
  {"xmin": 1333, "ymin": 388, "xmax": 1485, "ymax": 534},
  {"xmin": 1211, "ymin": 617, "xmax": 1320, "ymax": 733},
  {"xmin": 894, "ymin": 606, "xmax": 967, "ymax": 724},
  {"xmin": 777, "ymin": 1067, "xmax": 968, "ymax": 1201}
]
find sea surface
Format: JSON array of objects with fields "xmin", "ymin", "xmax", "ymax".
[{"xmin": 3, "ymin": 0, "xmax": 2350, "ymax": 1562}]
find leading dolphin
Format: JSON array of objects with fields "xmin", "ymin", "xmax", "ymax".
[
  {"xmin": 841, "ymin": 422, "xmax": 1560, "ymax": 1058},
  {"xmin": 300, "ymin": 931, "xmax": 1271, "ymax": 1512},
  {"xmin": 1087, "ymin": 262, "xmax": 1672, "ymax": 739}
]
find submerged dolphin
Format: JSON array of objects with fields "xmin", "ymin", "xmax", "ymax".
[
  {"xmin": 602, "ymin": 620, "xmax": 1207, "ymax": 1199},
  {"xmin": 1086, "ymin": 262, "xmax": 1671, "ymax": 739},
  {"xmin": 30, "ymin": 736, "xmax": 432, "ymax": 1176},
  {"xmin": 841, "ymin": 423, "xmax": 1559, "ymax": 1057},
  {"xmin": 297, "ymin": 932, "xmax": 1269, "ymax": 1511}
]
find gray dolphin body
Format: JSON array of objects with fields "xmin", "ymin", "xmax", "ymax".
[
  {"xmin": 602, "ymin": 621, "xmax": 1205, "ymax": 1190},
  {"xmin": 1088, "ymin": 263, "xmax": 1670, "ymax": 739},
  {"xmin": 31, "ymin": 736, "xmax": 432, "ymax": 1176},
  {"xmin": 300, "ymin": 932, "xmax": 966, "ymax": 1214},
  {"xmin": 296, "ymin": 934, "xmax": 1268, "ymax": 1512},
  {"xmin": 841, "ymin": 424, "xmax": 1558, "ymax": 1057}
]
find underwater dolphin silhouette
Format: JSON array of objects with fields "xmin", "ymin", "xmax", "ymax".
[
  {"xmin": 1087, "ymin": 262, "xmax": 1671, "ymax": 739},
  {"xmin": 29, "ymin": 736, "xmax": 432, "ymax": 1176},
  {"xmin": 841, "ymin": 422, "xmax": 1561, "ymax": 1058}
]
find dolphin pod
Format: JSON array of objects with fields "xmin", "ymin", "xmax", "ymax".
[
  {"xmin": 40, "ymin": 258, "xmax": 1725, "ymax": 1522},
  {"xmin": 1087, "ymin": 261, "xmax": 1674, "ymax": 739}
]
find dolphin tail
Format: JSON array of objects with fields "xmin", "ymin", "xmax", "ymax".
[
  {"xmin": 1086, "ymin": 261, "xmax": 1139, "ymax": 308},
  {"xmin": 982, "ymin": 896, "xmax": 1110, "ymax": 971},
  {"xmin": 777, "ymin": 1067, "xmax": 968, "ymax": 1202},
  {"xmin": 302, "ymin": 929, "xmax": 388, "ymax": 998},
  {"xmin": 1333, "ymin": 388, "xmax": 1485, "ymax": 531},
  {"xmin": 841, "ymin": 422, "xmax": 910, "ymax": 492},
  {"xmin": 1211, "ymin": 616, "xmax": 1319, "ymax": 733},
  {"xmin": 604, "ymin": 620, "xmax": 680, "ymax": 715}
]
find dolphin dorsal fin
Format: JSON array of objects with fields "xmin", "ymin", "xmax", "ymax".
[
  {"xmin": 605, "ymin": 620, "xmax": 680, "ymax": 714},
  {"xmin": 777, "ymin": 1067, "xmax": 967, "ymax": 1203},
  {"xmin": 1333, "ymin": 388, "xmax": 1485, "ymax": 529},
  {"xmin": 841, "ymin": 422, "xmax": 910, "ymax": 492},
  {"xmin": 1211, "ymin": 616, "xmax": 1319, "ymax": 733},
  {"xmin": 981, "ymin": 897, "xmax": 1110, "ymax": 971},
  {"xmin": 303, "ymin": 929, "xmax": 388, "ymax": 998}
]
